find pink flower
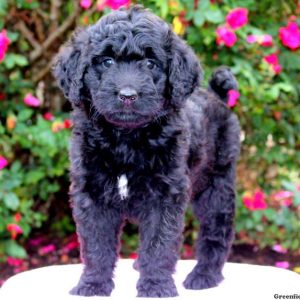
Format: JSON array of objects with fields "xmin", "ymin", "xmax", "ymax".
[
  {"xmin": 0, "ymin": 29, "xmax": 10, "ymax": 62},
  {"xmin": 273, "ymin": 190, "xmax": 293, "ymax": 200},
  {"xmin": 273, "ymin": 190, "xmax": 293, "ymax": 207},
  {"xmin": 0, "ymin": 156, "xmax": 8, "ymax": 170},
  {"xmin": 243, "ymin": 190, "xmax": 267, "ymax": 211},
  {"xmin": 7, "ymin": 224, "xmax": 23, "ymax": 239},
  {"xmin": 216, "ymin": 26, "xmax": 237, "ymax": 47},
  {"xmin": 80, "ymin": 0, "xmax": 92, "ymax": 9},
  {"xmin": 28, "ymin": 237, "xmax": 45, "ymax": 247},
  {"xmin": 227, "ymin": 89, "xmax": 240, "ymax": 107},
  {"xmin": 272, "ymin": 244, "xmax": 288, "ymax": 254},
  {"xmin": 264, "ymin": 53, "xmax": 282, "ymax": 74},
  {"xmin": 246, "ymin": 35, "xmax": 257, "ymax": 44},
  {"xmin": 62, "ymin": 240, "xmax": 79, "ymax": 253},
  {"xmin": 226, "ymin": 8, "xmax": 248, "ymax": 30},
  {"xmin": 260, "ymin": 34, "xmax": 273, "ymax": 47},
  {"xmin": 97, "ymin": 0, "xmax": 106, "ymax": 10},
  {"xmin": 24, "ymin": 93, "xmax": 41, "ymax": 107},
  {"xmin": 106, "ymin": 0, "xmax": 131, "ymax": 10},
  {"xmin": 246, "ymin": 34, "xmax": 273, "ymax": 47},
  {"xmin": 7, "ymin": 257, "xmax": 24, "ymax": 267},
  {"xmin": 272, "ymin": 64, "xmax": 282, "ymax": 74},
  {"xmin": 264, "ymin": 53, "xmax": 279, "ymax": 65},
  {"xmin": 39, "ymin": 244, "xmax": 56, "ymax": 255},
  {"xmin": 279, "ymin": 22, "xmax": 300, "ymax": 50},
  {"xmin": 275, "ymin": 261, "xmax": 290, "ymax": 269},
  {"xmin": 43, "ymin": 112, "xmax": 54, "ymax": 121}
]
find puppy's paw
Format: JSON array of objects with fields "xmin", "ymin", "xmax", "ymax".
[
  {"xmin": 137, "ymin": 277, "xmax": 178, "ymax": 298},
  {"xmin": 183, "ymin": 269, "xmax": 223, "ymax": 290},
  {"xmin": 69, "ymin": 279, "xmax": 114, "ymax": 296},
  {"xmin": 209, "ymin": 66, "xmax": 238, "ymax": 101}
]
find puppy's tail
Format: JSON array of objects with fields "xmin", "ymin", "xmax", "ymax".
[{"xmin": 208, "ymin": 66, "xmax": 238, "ymax": 102}]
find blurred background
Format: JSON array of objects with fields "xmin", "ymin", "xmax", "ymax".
[{"xmin": 0, "ymin": 0, "xmax": 300, "ymax": 285}]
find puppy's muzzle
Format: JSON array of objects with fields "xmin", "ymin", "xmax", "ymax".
[{"xmin": 118, "ymin": 87, "xmax": 138, "ymax": 107}]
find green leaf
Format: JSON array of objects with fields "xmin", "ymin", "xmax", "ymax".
[
  {"xmin": 17, "ymin": 109, "xmax": 34, "ymax": 121},
  {"xmin": 0, "ymin": 0, "xmax": 8, "ymax": 16},
  {"xmin": 14, "ymin": 55, "xmax": 28, "ymax": 67},
  {"xmin": 4, "ymin": 240, "xmax": 27, "ymax": 258},
  {"xmin": 199, "ymin": 0, "xmax": 210, "ymax": 10},
  {"xmin": 3, "ymin": 54, "xmax": 28, "ymax": 69},
  {"xmin": 204, "ymin": 9, "xmax": 224, "ymax": 24},
  {"xmin": 25, "ymin": 170, "xmax": 45, "ymax": 184},
  {"xmin": 193, "ymin": 10, "xmax": 205, "ymax": 27},
  {"xmin": 3, "ymin": 193, "xmax": 20, "ymax": 210},
  {"xmin": 280, "ymin": 52, "xmax": 300, "ymax": 71}
]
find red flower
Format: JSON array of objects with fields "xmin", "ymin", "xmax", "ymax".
[
  {"xmin": 24, "ymin": 93, "xmax": 41, "ymax": 107},
  {"xmin": 106, "ymin": 0, "xmax": 131, "ymax": 10},
  {"xmin": 243, "ymin": 190, "xmax": 267, "ymax": 211},
  {"xmin": 216, "ymin": 25, "xmax": 237, "ymax": 47},
  {"xmin": 63, "ymin": 119, "xmax": 72, "ymax": 129},
  {"xmin": 0, "ymin": 93, "xmax": 6, "ymax": 101},
  {"xmin": 0, "ymin": 29, "xmax": 10, "ymax": 62},
  {"xmin": 128, "ymin": 252, "xmax": 138, "ymax": 259},
  {"xmin": 226, "ymin": 8, "xmax": 248, "ymax": 30},
  {"xmin": 182, "ymin": 244, "xmax": 194, "ymax": 259},
  {"xmin": 7, "ymin": 224, "xmax": 23, "ymax": 239},
  {"xmin": 264, "ymin": 53, "xmax": 282, "ymax": 74},
  {"xmin": 279, "ymin": 22, "xmax": 300, "ymax": 50},
  {"xmin": 14, "ymin": 213, "xmax": 22, "ymax": 222},
  {"xmin": 43, "ymin": 112, "xmax": 54, "ymax": 121},
  {"xmin": 227, "ymin": 89, "xmax": 240, "ymax": 107},
  {"xmin": 0, "ymin": 156, "xmax": 8, "ymax": 170}
]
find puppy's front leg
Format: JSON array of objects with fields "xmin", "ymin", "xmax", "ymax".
[
  {"xmin": 70, "ymin": 192, "xmax": 123, "ymax": 297},
  {"xmin": 136, "ymin": 198, "xmax": 186, "ymax": 297}
]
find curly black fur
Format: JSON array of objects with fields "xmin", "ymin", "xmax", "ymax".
[{"xmin": 53, "ymin": 5, "xmax": 240, "ymax": 298}]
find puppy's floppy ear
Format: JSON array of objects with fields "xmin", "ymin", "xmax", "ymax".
[
  {"xmin": 52, "ymin": 29, "xmax": 89, "ymax": 106},
  {"xmin": 168, "ymin": 33, "xmax": 203, "ymax": 108}
]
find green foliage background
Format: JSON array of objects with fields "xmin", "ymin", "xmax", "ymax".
[{"xmin": 0, "ymin": 0, "xmax": 299, "ymax": 259}]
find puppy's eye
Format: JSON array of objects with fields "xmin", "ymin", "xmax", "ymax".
[
  {"xmin": 146, "ymin": 59, "xmax": 155, "ymax": 70},
  {"xmin": 102, "ymin": 58, "xmax": 114, "ymax": 68}
]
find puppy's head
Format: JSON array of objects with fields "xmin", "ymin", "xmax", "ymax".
[{"xmin": 53, "ymin": 5, "xmax": 202, "ymax": 129}]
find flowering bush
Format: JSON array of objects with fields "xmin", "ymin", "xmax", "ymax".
[{"xmin": 0, "ymin": 0, "xmax": 299, "ymax": 261}]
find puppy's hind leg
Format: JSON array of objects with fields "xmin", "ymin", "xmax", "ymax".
[
  {"xmin": 183, "ymin": 168, "xmax": 235, "ymax": 290},
  {"xmin": 184, "ymin": 115, "xmax": 240, "ymax": 290}
]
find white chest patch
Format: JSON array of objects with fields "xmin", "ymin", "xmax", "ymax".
[{"xmin": 118, "ymin": 174, "xmax": 128, "ymax": 200}]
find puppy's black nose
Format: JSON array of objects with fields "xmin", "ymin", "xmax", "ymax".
[{"xmin": 118, "ymin": 87, "xmax": 138, "ymax": 105}]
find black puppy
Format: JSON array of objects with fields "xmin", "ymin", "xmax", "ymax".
[{"xmin": 53, "ymin": 5, "xmax": 240, "ymax": 298}]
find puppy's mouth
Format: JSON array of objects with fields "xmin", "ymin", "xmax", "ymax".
[{"xmin": 104, "ymin": 112, "xmax": 152, "ymax": 128}]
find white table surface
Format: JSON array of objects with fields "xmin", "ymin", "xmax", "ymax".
[{"xmin": 1, "ymin": 259, "xmax": 299, "ymax": 300}]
